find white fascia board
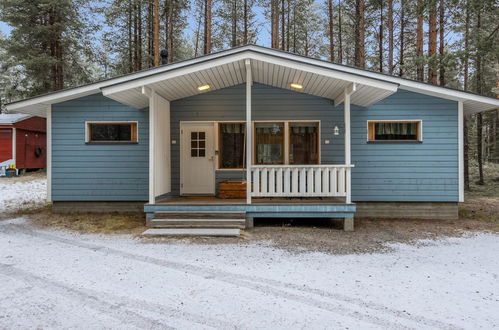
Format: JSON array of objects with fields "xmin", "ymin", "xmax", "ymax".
[
  {"xmin": 250, "ymin": 46, "xmax": 499, "ymax": 107},
  {"xmin": 6, "ymin": 47, "xmax": 248, "ymax": 113}
]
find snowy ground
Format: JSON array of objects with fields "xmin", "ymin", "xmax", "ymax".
[
  {"xmin": 0, "ymin": 217, "xmax": 498, "ymax": 329},
  {"xmin": 1, "ymin": 175, "xmax": 498, "ymax": 329},
  {"xmin": 0, "ymin": 176, "xmax": 46, "ymax": 213}
]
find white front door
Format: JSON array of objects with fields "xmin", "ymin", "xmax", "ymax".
[{"xmin": 180, "ymin": 122, "xmax": 216, "ymax": 195}]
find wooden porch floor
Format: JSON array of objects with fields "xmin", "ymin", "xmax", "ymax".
[{"xmin": 155, "ymin": 196, "xmax": 346, "ymax": 205}]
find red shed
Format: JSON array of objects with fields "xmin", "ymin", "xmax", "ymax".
[{"xmin": 0, "ymin": 114, "xmax": 46, "ymax": 170}]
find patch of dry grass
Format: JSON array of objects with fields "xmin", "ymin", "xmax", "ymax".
[{"xmin": 21, "ymin": 207, "xmax": 147, "ymax": 235}]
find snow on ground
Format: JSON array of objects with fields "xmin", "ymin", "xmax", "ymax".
[
  {"xmin": 0, "ymin": 177, "xmax": 46, "ymax": 213},
  {"xmin": 0, "ymin": 217, "xmax": 498, "ymax": 329}
]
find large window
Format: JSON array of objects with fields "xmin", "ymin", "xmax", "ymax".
[
  {"xmin": 255, "ymin": 122, "xmax": 285, "ymax": 165},
  {"xmin": 217, "ymin": 121, "xmax": 321, "ymax": 168},
  {"xmin": 219, "ymin": 123, "xmax": 245, "ymax": 168},
  {"xmin": 368, "ymin": 121, "xmax": 422, "ymax": 142},
  {"xmin": 86, "ymin": 122, "xmax": 138, "ymax": 143},
  {"xmin": 289, "ymin": 122, "xmax": 320, "ymax": 164}
]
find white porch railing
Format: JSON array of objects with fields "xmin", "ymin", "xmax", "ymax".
[{"xmin": 250, "ymin": 165, "xmax": 353, "ymax": 198}]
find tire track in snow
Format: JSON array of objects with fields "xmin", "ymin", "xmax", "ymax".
[
  {"xmin": 0, "ymin": 262, "xmax": 240, "ymax": 330},
  {"xmin": 2, "ymin": 223, "xmax": 460, "ymax": 330},
  {"xmin": 0, "ymin": 263, "xmax": 173, "ymax": 330}
]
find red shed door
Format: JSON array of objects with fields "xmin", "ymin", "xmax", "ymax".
[{"xmin": 0, "ymin": 129, "xmax": 13, "ymax": 163}]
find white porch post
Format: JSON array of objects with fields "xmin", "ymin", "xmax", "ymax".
[
  {"xmin": 143, "ymin": 86, "xmax": 156, "ymax": 204},
  {"xmin": 344, "ymin": 86, "xmax": 353, "ymax": 204},
  {"xmin": 245, "ymin": 59, "xmax": 252, "ymax": 204}
]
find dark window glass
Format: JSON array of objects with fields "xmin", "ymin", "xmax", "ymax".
[
  {"xmin": 255, "ymin": 123, "xmax": 284, "ymax": 165},
  {"xmin": 190, "ymin": 131, "xmax": 206, "ymax": 158},
  {"xmin": 374, "ymin": 122, "xmax": 419, "ymax": 141},
  {"xmin": 289, "ymin": 122, "xmax": 319, "ymax": 164},
  {"xmin": 219, "ymin": 123, "xmax": 246, "ymax": 168},
  {"xmin": 89, "ymin": 123, "xmax": 135, "ymax": 142}
]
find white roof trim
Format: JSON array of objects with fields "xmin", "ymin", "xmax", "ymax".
[{"xmin": 6, "ymin": 45, "xmax": 499, "ymax": 116}]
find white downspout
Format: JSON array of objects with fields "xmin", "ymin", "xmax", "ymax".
[
  {"xmin": 245, "ymin": 59, "xmax": 252, "ymax": 204},
  {"xmin": 458, "ymin": 101, "xmax": 464, "ymax": 202}
]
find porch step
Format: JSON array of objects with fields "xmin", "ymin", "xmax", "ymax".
[
  {"xmin": 142, "ymin": 228, "xmax": 241, "ymax": 237},
  {"xmin": 151, "ymin": 218, "xmax": 246, "ymax": 229},
  {"xmin": 153, "ymin": 211, "xmax": 246, "ymax": 219}
]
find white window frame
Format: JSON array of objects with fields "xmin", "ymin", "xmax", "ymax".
[{"xmin": 85, "ymin": 121, "xmax": 139, "ymax": 143}]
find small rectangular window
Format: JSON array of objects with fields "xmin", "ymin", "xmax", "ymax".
[
  {"xmin": 255, "ymin": 122, "xmax": 285, "ymax": 165},
  {"xmin": 87, "ymin": 122, "xmax": 138, "ymax": 143},
  {"xmin": 219, "ymin": 123, "xmax": 246, "ymax": 168},
  {"xmin": 368, "ymin": 121, "xmax": 421, "ymax": 142}
]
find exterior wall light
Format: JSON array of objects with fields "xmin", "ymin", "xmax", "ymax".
[
  {"xmin": 197, "ymin": 84, "xmax": 211, "ymax": 91},
  {"xmin": 333, "ymin": 126, "xmax": 340, "ymax": 136},
  {"xmin": 290, "ymin": 83, "xmax": 303, "ymax": 89}
]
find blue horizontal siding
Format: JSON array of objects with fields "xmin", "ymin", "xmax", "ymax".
[
  {"xmin": 349, "ymin": 89, "xmax": 458, "ymax": 202},
  {"xmin": 51, "ymin": 93, "xmax": 149, "ymax": 201}
]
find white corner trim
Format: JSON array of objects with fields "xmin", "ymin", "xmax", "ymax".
[
  {"xmin": 458, "ymin": 101, "xmax": 464, "ymax": 202},
  {"xmin": 46, "ymin": 106, "xmax": 52, "ymax": 202}
]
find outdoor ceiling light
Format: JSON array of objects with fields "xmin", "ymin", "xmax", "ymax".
[
  {"xmin": 290, "ymin": 83, "xmax": 303, "ymax": 89},
  {"xmin": 197, "ymin": 84, "xmax": 211, "ymax": 91}
]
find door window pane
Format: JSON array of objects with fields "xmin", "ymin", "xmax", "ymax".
[
  {"xmin": 219, "ymin": 123, "xmax": 246, "ymax": 168},
  {"xmin": 191, "ymin": 131, "xmax": 206, "ymax": 157},
  {"xmin": 289, "ymin": 122, "xmax": 319, "ymax": 164},
  {"xmin": 255, "ymin": 123, "xmax": 284, "ymax": 164}
]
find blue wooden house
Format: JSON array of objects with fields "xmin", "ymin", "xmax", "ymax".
[{"xmin": 7, "ymin": 45, "xmax": 499, "ymax": 234}]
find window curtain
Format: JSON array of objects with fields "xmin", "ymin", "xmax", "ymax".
[
  {"xmin": 289, "ymin": 123, "xmax": 319, "ymax": 164},
  {"xmin": 255, "ymin": 123, "xmax": 284, "ymax": 164},
  {"xmin": 375, "ymin": 122, "xmax": 418, "ymax": 140}
]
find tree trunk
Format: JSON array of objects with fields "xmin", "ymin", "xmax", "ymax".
[
  {"xmin": 464, "ymin": 116, "xmax": 470, "ymax": 190},
  {"xmin": 428, "ymin": 0, "xmax": 437, "ymax": 84},
  {"xmin": 476, "ymin": 9, "xmax": 484, "ymax": 185},
  {"xmin": 231, "ymin": 0, "xmax": 237, "ymax": 47},
  {"xmin": 204, "ymin": 0, "xmax": 212, "ymax": 54},
  {"xmin": 49, "ymin": 6, "xmax": 64, "ymax": 91},
  {"xmin": 399, "ymin": 0, "xmax": 404, "ymax": 76},
  {"xmin": 281, "ymin": 0, "xmax": 285, "ymax": 50},
  {"xmin": 137, "ymin": 1, "xmax": 142, "ymax": 70},
  {"xmin": 153, "ymin": 0, "xmax": 159, "ymax": 66},
  {"xmin": 194, "ymin": 1, "xmax": 203, "ymax": 56},
  {"xmin": 133, "ymin": 1, "xmax": 138, "ymax": 71},
  {"xmin": 338, "ymin": 0, "xmax": 343, "ymax": 63},
  {"xmin": 378, "ymin": 1, "xmax": 383, "ymax": 72},
  {"xmin": 243, "ymin": 0, "xmax": 248, "ymax": 44},
  {"xmin": 354, "ymin": 0, "xmax": 365, "ymax": 68},
  {"xmin": 286, "ymin": 0, "xmax": 290, "ymax": 51},
  {"xmin": 167, "ymin": 0, "xmax": 174, "ymax": 62},
  {"xmin": 438, "ymin": 0, "xmax": 445, "ymax": 85},
  {"xmin": 387, "ymin": 0, "xmax": 393, "ymax": 74},
  {"xmin": 328, "ymin": 0, "xmax": 334, "ymax": 62},
  {"xmin": 128, "ymin": 1, "xmax": 133, "ymax": 73},
  {"xmin": 463, "ymin": 0, "xmax": 470, "ymax": 190},
  {"xmin": 463, "ymin": 0, "xmax": 469, "ymax": 91},
  {"xmin": 416, "ymin": 0, "xmax": 424, "ymax": 81}
]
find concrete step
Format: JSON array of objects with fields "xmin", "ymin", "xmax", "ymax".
[
  {"xmin": 151, "ymin": 218, "xmax": 246, "ymax": 229},
  {"xmin": 142, "ymin": 228, "xmax": 241, "ymax": 237},
  {"xmin": 153, "ymin": 211, "xmax": 246, "ymax": 220}
]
